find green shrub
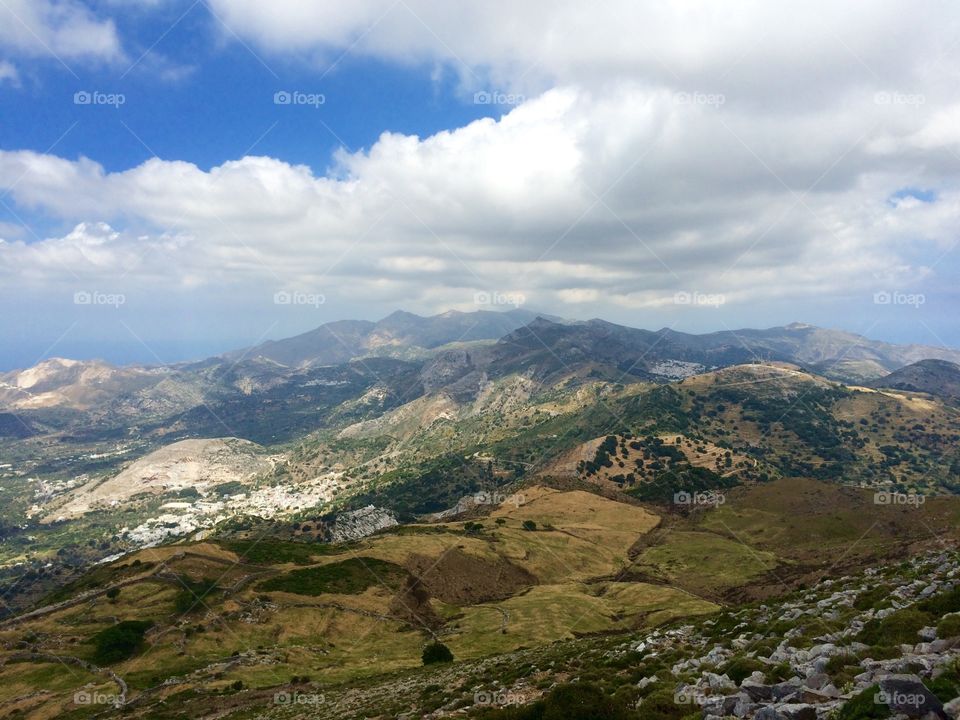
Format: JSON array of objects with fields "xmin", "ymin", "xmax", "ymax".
[
  {"xmin": 541, "ymin": 683, "xmax": 630, "ymax": 720},
  {"xmin": 834, "ymin": 685, "xmax": 892, "ymax": 719},
  {"xmin": 91, "ymin": 620, "xmax": 152, "ymax": 665},
  {"xmin": 173, "ymin": 577, "xmax": 219, "ymax": 614},
  {"xmin": 638, "ymin": 687, "xmax": 688, "ymax": 719},
  {"xmin": 918, "ymin": 587, "xmax": 960, "ymax": 617},
  {"xmin": 937, "ymin": 614, "xmax": 960, "ymax": 639},
  {"xmin": 723, "ymin": 656, "xmax": 765, "ymax": 684},
  {"xmin": 259, "ymin": 558, "xmax": 407, "ymax": 596},
  {"xmin": 422, "ymin": 642, "xmax": 454, "ymax": 665},
  {"xmin": 858, "ymin": 608, "xmax": 931, "ymax": 645},
  {"xmin": 866, "ymin": 646, "xmax": 902, "ymax": 660}
]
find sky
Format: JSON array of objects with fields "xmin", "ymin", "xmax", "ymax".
[{"xmin": 0, "ymin": 0, "xmax": 958, "ymax": 369}]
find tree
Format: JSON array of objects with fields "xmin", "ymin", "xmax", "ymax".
[
  {"xmin": 421, "ymin": 642, "xmax": 454, "ymax": 665},
  {"xmin": 91, "ymin": 620, "xmax": 152, "ymax": 665}
]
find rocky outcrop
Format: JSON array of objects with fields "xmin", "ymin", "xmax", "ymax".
[{"xmin": 328, "ymin": 505, "xmax": 398, "ymax": 543}]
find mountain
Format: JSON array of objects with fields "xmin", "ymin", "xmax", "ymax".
[
  {"xmin": 0, "ymin": 357, "xmax": 168, "ymax": 411},
  {"xmin": 684, "ymin": 322, "xmax": 960, "ymax": 380},
  {"xmin": 480, "ymin": 318, "xmax": 960, "ymax": 384},
  {"xmin": 869, "ymin": 358, "xmax": 960, "ymax": 405},
  {"xmin": 227, "ymin": 308, "xmax": 555, "ymax": 368}
]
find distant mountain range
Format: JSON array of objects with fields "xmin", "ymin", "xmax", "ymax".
[
  {"xmin": 3, "ymin": 310, "xmax": 960, "ymax": 426},
  {"xmin": 224, "ymin": 308, "xmax": 556, "ymax": 367}
]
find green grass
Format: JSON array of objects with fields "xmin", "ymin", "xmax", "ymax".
[
  {"xmin": 633, "ymin": 531, "xmax": 777, "ymax": 594},
  {"xmin": 220, "ymin": 538, "xmax": 341, "ymax": 565},
  {"xmin": 258, "ymin": 557, "xmax": 408, "ymax": 596}
]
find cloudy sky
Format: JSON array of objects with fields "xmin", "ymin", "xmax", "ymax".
[{"xmin": 0, "ymin": 1, "xmax": 958, "ymax": 368}]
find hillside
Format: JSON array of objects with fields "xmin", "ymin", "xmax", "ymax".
[
  {"xmin": 0, "ymin": 476, "xmax": 958, "ymax": 719},
  {"xmin": 869, "ymin": 358, "xmax": 960, "ymax": 406}
]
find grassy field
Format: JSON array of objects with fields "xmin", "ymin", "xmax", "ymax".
[{"xmin": 632, "ymin": 530, "xmax": 778, "ymax": 597}]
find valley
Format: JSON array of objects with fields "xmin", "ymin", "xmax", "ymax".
[{"xmin": 0, "ymin": 311, "xmax": 959, "ymax": 719}]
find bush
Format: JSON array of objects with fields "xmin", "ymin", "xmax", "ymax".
[
  {"xmin": 937, "ymin": 614, "xmax": 960, "ymax": 639},
  {"xmin": 834, "ymin": 685, "xmax": 891, "ymax": 719},
  {"xmin": 522, "ymin": 520, "xmax": 537, "ymax": 532},
  {"xmin": 105, "ymin": 587, "xmax": 120, "ymax": 601},
  {"xmin": 858, "ymin": 608, "xmax": 931, "ymax": 646},
  {"xmin": 173, "ymin": 577, "xmax": 218, "ymax": 614},
  {"xmin": 542, "ymin": 683, "xmax": 630, "ymax": 720},
  {"xmin": 422, "ymin": 642, "xmax": 454, "ymax": 665},
  {"xmin": 91, "ymin": 620, "xmax": 152, "ymax": 665},
  {"xmin": 259, "ymin": 558, "xmax": 407, "ymax": 596},
  {"xmin": 723, "ymin": 656, "xmax": 765, "ymax": 684},
  {"xmin": 918, "ymin": 587, "xmax": 960, "ymax": 617},
  {"xmin": 637, "ymin": 687, "xmax": 689, "ymax": 719}
]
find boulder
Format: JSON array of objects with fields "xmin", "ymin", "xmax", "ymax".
[{"xmin": 877, "ymin": 674, "xmax": 949, "ymax": 719}]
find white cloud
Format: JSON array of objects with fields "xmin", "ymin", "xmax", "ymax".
[
  {"xmin": 0, "ymin": 0, "xmax": 123, "ymax": 63},
  {"xmin": 0, "ymin": 60, "xmax": 18, "ymax": 85},
  {"xmin": 1, "ymin": 1, "xmax": 959, "ymax": 355},
  {"xmin": 0, "ymin": 83, "xmax": 953, "ymax": 319}
]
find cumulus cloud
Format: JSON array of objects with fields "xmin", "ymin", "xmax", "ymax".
[
  {"xmin": 0, "ymin": 0, "xmax": 123, "ymax": 63},
  {"xmin": 0, "ymin": 85, "xmax": 953, "ymax": 314},
  {"xmin": 1, "ymin": 0, "xmax": 958, "ymax": 358}
]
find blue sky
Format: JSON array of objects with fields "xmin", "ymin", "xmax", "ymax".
[{"xmin": 0, "ymin": 1, "xmax": 958, "ymax": 369}]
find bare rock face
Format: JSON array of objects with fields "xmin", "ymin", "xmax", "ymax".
[{"xmin": 328, "ymin": 505, "xmax": 398, "ymax": 543}]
